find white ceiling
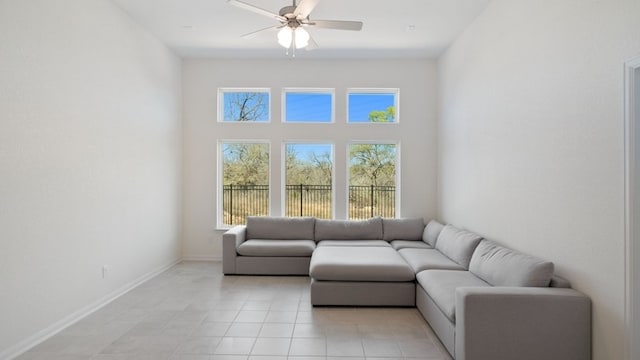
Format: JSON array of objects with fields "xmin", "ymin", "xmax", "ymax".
[{"xmin": 112, "ymin": 0, "xmax": 490, "ymax": 59}]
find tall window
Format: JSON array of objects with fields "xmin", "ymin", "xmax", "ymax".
[
  {"xmin": 348, "ymin": 143, "xmax": 397, "ymax": 219},
  {"xmin": 284, "ymin": 143, "xmax": 334, "ymax": 218},
  {"xmin": 283, "ymin": 89, "xmax": 334, "ymax": 123},
  {"xmin": 216, "ymin": 86, "xmax": 403, "ymax": 227},
  {"xmin": 347, "ymin": 89, "xmax": 399, "ymax": 123},
  {"xmin": 220, "ymin": 142, "xmax": 270, "ymax": 226},
  {"xmin": 219, "ymin": 88, "xmax": 270, "ymax": 122}
]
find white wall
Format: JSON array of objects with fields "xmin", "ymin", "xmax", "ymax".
[
  {"xmin": 182, "ymin": 59, "xmax": 437, "ymax": 260},
  {"xmin": 0, "ymin": 0, "xmax": 182, "ymax": 356},
  {"xmin": 630, "ymin": 63, "xmax": 640, "ymax": 360},
  {"xmin": 437, "ymin": 1, "xmax": 640, "ymax": 359}
]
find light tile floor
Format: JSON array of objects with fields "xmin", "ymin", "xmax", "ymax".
[{"xmin": 17, "ymin": 261, "xmax": 452, "ymax": 360}]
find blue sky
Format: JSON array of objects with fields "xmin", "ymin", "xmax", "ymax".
[
  {"xmin": 286, "ymin": 143, "xmax": 332, "ymax": 161},
  {"xmin": 285, "ymin": 92, "xmax": 396, "ymax": 123},
  {"xmin": 285, "ymin": 93, "xmax": 332, "ymax": 122},
  {"xmin": 348, "ymin": 93, "xmax": 396, "ymax": 122}
]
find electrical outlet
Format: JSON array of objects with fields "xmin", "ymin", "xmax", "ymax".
[{"xmin": 102, "ymin": 265, "xmax": 109, "ymax": 279}]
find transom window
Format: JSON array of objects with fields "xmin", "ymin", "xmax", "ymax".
[
  {"xmin": 218, "ymin": 88, "xmax": 270, "ymax": 122},
  {"xmin": 283, "ymin": 89, "xmax": 334, "ymax": 123},
  {"xmin": 347, "ymin": 89, "xmax": 399, "ymax": 123}
]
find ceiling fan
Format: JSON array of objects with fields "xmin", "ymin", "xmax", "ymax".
[{"xmin": 227, "ymin": 0, "xmax": 363, "ymax": 51}]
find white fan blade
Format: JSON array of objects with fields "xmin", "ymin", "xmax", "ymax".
[
  {"xmin": 309, "ymin": 20, "xmax": 363, "ymax": 31},
  {"xmin": 241, "ymin": 25, "xmax": 283, "ymax": 39},
  {"xmin": 305, "ymin": 33, "xmax": 319, "ymax": 51},
  {"xmin": 227, "ymin": 0, "xmax": 286, "ymax": 21},
  {"xmin": 294, "ymin": 0, "xmax": 320, "ymax": 19}
]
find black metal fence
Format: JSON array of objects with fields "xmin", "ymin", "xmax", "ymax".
[
  {"xmin": 285, "ymin": 184, "xmax": 333, "ymax": 219},
  {"xmin": 222, "ymin": 184, "xmax": 396, "ymax": 225},
  {"xmin": 349, "ymin": 185, "xmax": 396, "ymax": 219},
  {"xmin": 222, "ymin": 184, "xmax": 269, "ymax": 225}
]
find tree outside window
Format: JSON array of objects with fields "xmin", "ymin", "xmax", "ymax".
[
  {"xmin": 284, "ymin": 143, "xmax": 333, "ymax": 218},
  {"xmin": 220, "ymin": 142, "xmax": 269, "ymax": 226},
  {"xmin": 349, "ymin": 143, "xmax": 397, "ymax": 219},
  {"xmin": 219, "ymin": 89, "xmax": 270, "ymax": 122}
]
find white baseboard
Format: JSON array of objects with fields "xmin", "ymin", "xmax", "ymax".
[
  {"xmin": 182, "ymin": 255, "xmax": 221, "ymax": 262},
  {"xmin": 0, "ymin": 258, "xmax": 181, "ymax": 360}
]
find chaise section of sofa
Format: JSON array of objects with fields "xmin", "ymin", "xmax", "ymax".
[{"xmin": 415, "ymin": 238, "xmax": 591, "ymax": 360}]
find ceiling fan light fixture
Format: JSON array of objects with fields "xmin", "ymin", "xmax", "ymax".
[
  {"xmin": 277, "ymin": 26, "xmax": 309, "ymax": 49},
  {"xmin": 294, "ymin": 27, "xmax": 310, "ymax": 48},
  {"xmin": 277, "ymin": 26, "xmax": 293, "ymax": 48}
]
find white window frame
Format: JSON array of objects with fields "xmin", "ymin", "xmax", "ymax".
[
  {"xmin": 346, "ymin": 88, "xmax": 400, "ymax": 124},
  {"xmin": 217, "ymin": 88, "xmax": 271, "ymax": 123},
  {"xmin": 346, "ymin": 140, "xmax": 401, "ymax": 219},
  {"xmin": 282, "ymin": 88, "xmax": 335, "ymax": 124},
  {"xmin": 282, "ymin": 141, "xmax": 336, "ymax": 219},
  {"xmin": 217, "ymin": 139, "xmax": 272, "ymax": 229}
]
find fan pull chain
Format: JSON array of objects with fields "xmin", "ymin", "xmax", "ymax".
[{"xmin": 292, "ymin": 30, "xmax": 296, "ymax": 57}]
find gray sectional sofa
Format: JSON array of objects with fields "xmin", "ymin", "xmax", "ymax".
[{"xmin": 223, "ymin": 216, "xmax": 591, "ymax": 360}]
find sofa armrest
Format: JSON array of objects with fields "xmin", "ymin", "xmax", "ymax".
[
  {"xmin": 222, "ymin": 225, "xmax": 247, "ymax": 274},
  {"xmin": 455, "ymin": 287, "xmax": 591, "ymax": 360}
]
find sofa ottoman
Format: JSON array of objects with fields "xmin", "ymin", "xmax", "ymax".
[{"xmin": 309, "ymin": 246, "xmax": 415, "ymax": 306}]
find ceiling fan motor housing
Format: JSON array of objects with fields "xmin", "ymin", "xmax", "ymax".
[{"xmin": 279, "ymin": 6, "xmax": 298, "ymax": 19}]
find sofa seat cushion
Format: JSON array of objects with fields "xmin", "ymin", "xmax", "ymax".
[
  {"xmin": 469, "ymin": 240, "xmax": 554, "ymax": 287},
  {"xmin": 315, "ymin": 217, "xmax": 383, "ymax": 241},
  {"xmin": 317, "ymin": 240, "xmax": 391, "ymax": 247},
  {"xmin": 237, "ymin": 239, "xmax": 316, "ymax": 257},
  {"xmin": 382, "ymin": 218, "xmax": 425, "ymax": 241},
  {"xmin": 246, "ymin": 216, "xmax": 315, "ymax": 240},
  {"xmin": 310, "ymin": 246, "xmax": 415, "ymax": 282},
  {"xmin": 435, "ymin": 225, "xmax": 483, "ymax": 269},
  {"xmin": 398, "ymin": 248, "xmax": 465, "ymax": 272},
  {"xmin": 391, "ymin": 240, "xmax": 433, "ymax": 250},
  {"xmin": 416, "ymin": 270, "xmax": 490, "ymax": 322}
]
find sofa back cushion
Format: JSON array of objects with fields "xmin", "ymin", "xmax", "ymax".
[
  {"xmin": 246, "ymin": 216, "xmax": 315, "ymax": 240},
  {"xmin": 469, "ymin": 240, "xmax": 554, "ymax": 287},
  {"xmin": 315, "ymin": 217, "xmax": 383, "ymax": 241},
  {"xmin": 435, "ymin": 225, "xmax": 482, "ymax": 269},
  {"xmin": 382, "ymin": 218, "xmax": 425, "ymax": 241},
  {"xmin": 423, "ymin": 220, "xmax": 445, "ymax": 247}
]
